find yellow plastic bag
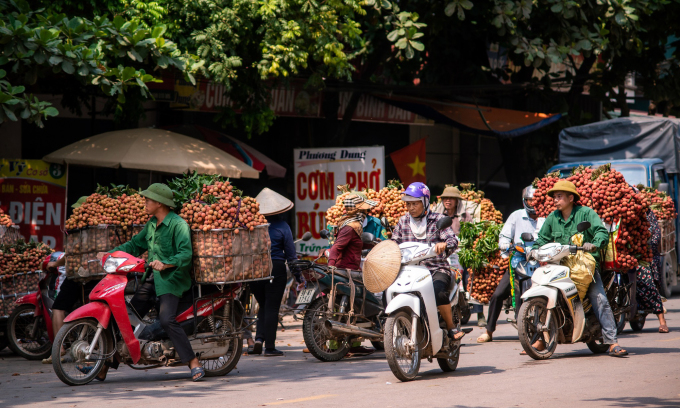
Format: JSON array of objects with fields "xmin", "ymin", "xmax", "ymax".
[{"xmin": 560, "ymin": 233, "xmax": 595, "ymax": 300}]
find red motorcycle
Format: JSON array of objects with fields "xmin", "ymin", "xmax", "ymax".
[
  {"xmin": 6, "ymin": 253, "xmax": 64, "ymax": 360},
  {"xmin": 51, "ymin": 251, "xmax": 243, "ymax": 386}
]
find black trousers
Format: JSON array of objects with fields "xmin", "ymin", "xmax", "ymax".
[
  {"xmin": 432, "ymin": 272, "xmax": 452, "ymax": 306},
  {"xmin": 130, "ymin": 282, "xmax": 196, "ymax": 363},
  {"xmin": 486, "ymin": 271, "xmax": 520, "ymax": 333},
  {"xmin": 250, "ymin": 260, "xmax": 287, "ymax": 349}
]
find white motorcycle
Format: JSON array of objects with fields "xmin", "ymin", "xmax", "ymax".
[
  {"xmin": 383, "ymin": 217, "xmax": 472, "ymax": 381},
  {"xmin": 518, "ymin": 221, "xmax": 622, "ymax": 360}
]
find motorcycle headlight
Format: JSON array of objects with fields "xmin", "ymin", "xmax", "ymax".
[
  {"xmin": 103, "ymin": 257, "xmax": 127, "ymax": 273},
  {"xmin": 400, "ymin": 248, "xmax": 414, "ymax": 264}
]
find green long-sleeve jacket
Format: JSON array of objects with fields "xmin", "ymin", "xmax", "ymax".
[
  {"xmin": 533, "ymin": 206, "xmax": 609, "ymax": 267},
  {"xmin": 110, "ymin": 212, "xmax": 193, "ymax": 298}
]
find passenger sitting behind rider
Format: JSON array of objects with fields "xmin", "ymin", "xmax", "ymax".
[
  {"xmin": 328, "ymin": 193, "xmax": 378, "ymax": 270},
  {"xmin": 391, "ymin": 182, "xmax": 465, "ymax": 341},
  {"xmin": 530, "ymin": 180, "xmax": 628, "ymax": 357}
]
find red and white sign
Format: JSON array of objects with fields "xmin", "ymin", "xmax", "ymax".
[
  {"xmin": 0, "ymin": 159, "xmax": 67, "ymax": 250},
  {"xmin": 294, "ymin": 147, "xmax": 385, "ymax": 254}
]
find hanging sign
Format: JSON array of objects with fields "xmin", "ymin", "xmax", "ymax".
[
  {"xmin": 294, "ymin": 147, "xmax": 385, "ymax": 254},
  {"xmin": 0, "ymin": 159, "xmax": 67, "ymax": 249}
]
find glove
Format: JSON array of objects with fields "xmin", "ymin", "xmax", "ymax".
[
  {"xmin": 582, "ymin": 243, "xmax": 597, "ymax": 253},
  {"xmin": 499, "ymin": 242, "xmax": 511, "ymax": 251}
]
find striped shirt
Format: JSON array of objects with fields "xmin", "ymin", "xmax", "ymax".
[{"xmin": 391, "ymin": 212, "xmax": 458, "ymax": 277}]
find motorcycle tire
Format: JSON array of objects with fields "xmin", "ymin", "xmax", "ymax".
[
  {"xmin": 52, "ymin": 318, "xmax": 111, "ymax": 386},
  {"xmin": 586, "ymin": 338, "xmax": 610, "ymax": 354},
  {"xmin": 370, "ymin": 341, "xmax": 385, "ymax": 351},
  {"xmin": 196, "ymin": 317, "xmax": 243, "ymax": 377},
  {"xmin": 630, "ymin": 314, "xmax": 647, "ymax": 332},
  {"xmin": 302, "ymin": 297, "xmax": 350, "ymax": 362},
  {"xmin": 7, "ymin": 304, "xmax": 52, "ymax": 360},
  {"xmin": 437, "ymin": 344, "xmax": 460, "ymax": 372},
  {"xmin": 384, "ymin": 310, "xmax": 421, "ymax": 382},
  {"xmin": 460, "ymin": 305, "xmax": 471, "ymax": 325},
  {"xmin": 517, "ymin": 298, "xmax": 557, "ymax": 360}
]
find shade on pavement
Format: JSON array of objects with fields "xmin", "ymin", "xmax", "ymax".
[{"xmin": 42, "ymin": 128, "xmax": 260, "ymax": 178}]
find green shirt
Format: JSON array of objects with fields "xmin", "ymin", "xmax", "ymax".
[
  {"xmin": 533, "ymin": 206, "xmax": 609, "ymax": 266},
  {"xmin": 110, "ymin": 212, "xmax": 193, "ymax": 298}
]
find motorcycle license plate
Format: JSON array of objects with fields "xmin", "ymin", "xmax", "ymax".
[{"xmin": 295, "ymin": 288, "xmax": 316, "ymax": 305}]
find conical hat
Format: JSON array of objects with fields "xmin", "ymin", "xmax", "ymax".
[
  {"xmin": 363, "ymin": 240, "xmax": 402, "ymax": 293},
  {"xmin": 255, "ymin": 188, "xmax": 294, "ymax": 216}
]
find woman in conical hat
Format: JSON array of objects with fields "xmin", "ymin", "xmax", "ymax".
[{"xmin": 249, "ymin": 188, "xmax": 296, "ymax": 357}]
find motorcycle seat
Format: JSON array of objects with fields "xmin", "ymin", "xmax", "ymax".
[{"xmin": 332, "ymin": 268, "xmax": 364, "ymax": 283}]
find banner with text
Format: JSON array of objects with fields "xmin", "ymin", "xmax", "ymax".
[
  {"xmin": 294, "ymin": 147, "xmax": 385, "ymax": 254},
  {"xmin": 0, "ymin": 159, "xmax": 67, "ymax": 249}
]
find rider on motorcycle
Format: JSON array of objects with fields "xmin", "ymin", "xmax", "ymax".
[
  {"xmin": 477, "ymin": 185, "xmax": 544, "ymax": 343},
  {"xmin": 530, "ymin": 180, "xmax": 628, "ymax": 357},
  {"xmin": 391, "ymin": 182, "xmax": 465, "ymax": 341},
  {"xmin": 97, "ymin": 183, "xmax": 204, "ymax": 380}
]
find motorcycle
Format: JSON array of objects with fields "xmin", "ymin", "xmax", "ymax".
[
  {"xmin": 51, "ymin": 251, "xmax": 243, "ymax": 386},
  {"xmin": 6, "ymin": 253, "xmax": 64, "ymax": 360},
  {"xmin": 518, "ymin": 221, "xmax": 625, "ymax": 360},
  {"xmin": 499, "ymin": 232, "xmax": 538, "ymax": 327},
  {"xmin": 383, "ymin": 216, "xmax": 472, "ymax": 382},
  {"xmin": 296, "ymin": 230, "xmax": 385, "ymax": 362}
]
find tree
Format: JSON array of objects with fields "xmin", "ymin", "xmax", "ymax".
[{"xmin": 0, "ymin": 0, "xmax": 197, "ymax": 127}]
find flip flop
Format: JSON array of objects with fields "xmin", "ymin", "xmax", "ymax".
[
  {"xmin": 477, "ymin": 333, "xmax": 492, "ymax": 343},
  {"xmin": 609, "ymin": 345, "xmax": 628, "ymax": 357},
  {"xmin": 659, "ymin": 326, "xmax": 670, "ymax": 333},
  {"xmin": 76, "ymin": 365, "xmax": 95, "ymax": 375},
  {"xmin": 191, "ymin": 366, "xmax": 206, "ymax": 382},
  {"xmin": 448, "ymin": 328, "xmax": 467, "ymax": 341}
]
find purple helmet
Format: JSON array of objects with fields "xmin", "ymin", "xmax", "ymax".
[
  {"xmin": 402, "ymin": 182, "xmax": 431, "ymax": 201},
  {"xmin": 402, "ymin": 182, "xmax": 430, "ymax": 218}
]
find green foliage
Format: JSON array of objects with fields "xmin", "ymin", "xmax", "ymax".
[
  {"xmin": 167, "ymin": 171, "xmax": 226, "ymax": 209},
  {"xmin": 458, "ymin": 221, "xmax": 502, "ymax": 271},
  {"xmin": 95, "ymin": 183, "xmax": 138, "ymax": 197},
  {"xmin": 0, "ymin": 0, "xmax": 197, "ymax": 126}
]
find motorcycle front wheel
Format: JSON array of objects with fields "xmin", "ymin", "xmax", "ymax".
[
  {"xmin": 302, "ymin": 297, "xmax": 350, "ymax": 362},
  {"xmin": 630, "ymin": 314, "xmax": 647, "ymax": 332},
  {"xmin": 384, "ymin": 310, "xmax": 420, "ymax": 382},
  {"xmin": 517, "ymin": 298, "xmax": 557, "ymax": 360},
  {"xmin": 7, "ymin": 304, "xmax": 51, "ymax": 360},
  {"xmin": 52, "ymin": 318, "xmax": 111, "ymax": 386}
]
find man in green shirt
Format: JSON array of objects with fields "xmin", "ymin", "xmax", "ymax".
[
  {"xmin": 97, "ymin": 183, "xmax": 204, "ymax": 380},
  {"xmin": 531, "ymin": 180, "xmax": 627, "ymax": 357}
]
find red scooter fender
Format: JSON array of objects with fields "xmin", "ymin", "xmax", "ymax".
[
  {"xmin": 64, "ymin": 301, "xmax": 111, "ymax": 329},
  {"xmin": 15, "ymin": 292, "xmax": 40, "ymax": 308}
]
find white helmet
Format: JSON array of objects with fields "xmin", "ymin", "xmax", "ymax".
[{"xmin": 522, "ymin": 185, "xmax": 536, "ymax": 216}]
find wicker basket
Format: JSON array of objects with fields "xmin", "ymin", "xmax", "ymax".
[
  {"xmin": 64, "ymin": 224, "xmax": 145, "ymax": 281},
  {"xmin": 660, "ymin": 219, "xmax": 676, "ymax": 254},
  {"xmin": 191, "ymin": 225, "xmax": 272, "ymax": 284},
  {"xmin": 0, "ymin": 271, "xmax": 44, "ymax": 316},
  {"xmin": 0, "ymin": 225, "xmax": 21, "ymax": 245},
  {"xmin": 363, "ymin": 240, "xmax": 402, "ymax": 293}
]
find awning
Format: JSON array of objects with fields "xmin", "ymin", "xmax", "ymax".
[
  {"xmin": 165, "ymin": 125, "xmax": 287, "ymax": 178},
  {"xmin": 376, "ymin": 95, "xmax": 562, "ymax": 138}
]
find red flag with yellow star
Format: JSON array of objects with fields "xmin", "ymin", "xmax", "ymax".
[{"xmin": 390, "ymin": 138, "xmax": 426, "ymax": 185}]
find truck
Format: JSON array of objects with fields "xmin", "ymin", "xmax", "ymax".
[{"xmin": 548, "ymin": 116, "xmax": 680, "ymax": 297}]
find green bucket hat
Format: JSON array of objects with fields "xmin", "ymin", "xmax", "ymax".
[
  {"xmin": 140, "ymin": 183, "xmax": 176, "ymax": 208},
  {"xmin": 71, "ymin": 196, "xmax": 88, "ymax": 209}
]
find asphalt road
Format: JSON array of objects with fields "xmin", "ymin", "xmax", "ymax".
[{"xmin": 1, "ymin": 298, "xmax": 679, "ymax": 408}]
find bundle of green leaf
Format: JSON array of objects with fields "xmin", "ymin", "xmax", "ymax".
[{"xmin": 457, "ymin": 221, "xmax": 508, "ymax": 304}]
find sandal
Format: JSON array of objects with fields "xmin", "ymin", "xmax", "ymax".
[
  {"xmin": 609, "ymin": 345, "xmax": 628, "ymax": 357},
  {"xmin": 477, "ymin": 333, "xmax": 492, "ymax": 343},
  {"xmin": 659, "ymin": 325, "xmax": 670, "ymax": 334},
  {"xmin": 191, "ymin": 366, "xmax": 206, "ymax": 382},
  {"xmin": 448, "ymin": 328, "xmax": 467, "ymax": 341},
  {"xmin": 76, "ymin": 364, "xmax": 95, "ymax": 375}
]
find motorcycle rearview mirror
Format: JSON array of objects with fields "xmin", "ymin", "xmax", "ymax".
[
  {"xmin": 301, "ymin": 231, "xmax": 313, "ymax": 241},
  {"xmin": 436, "ymin": 216, "xmax": 453, "ymax": 231},
  {"xmin": 361, "ymin": 249, "xmax": 370, "ymax": 257},
  {"xmin": 319, "ymin": 229, "xmax": 329, "ymax": 239},
  {"xmin": 520, "ymin": 232, "xmax": 533, "ymax": 242},
  {"xmin": 361, "ymin": 232, "xmax": 376, "ymax": 244},
  {"xmin": 576, "ymin": 221, "xmax": 591, "ymax": 233}
]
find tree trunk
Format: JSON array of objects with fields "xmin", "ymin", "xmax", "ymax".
[
  {"xmin": 618, "ymin": 85, "xmax": 630, "ymax": 117},
  {"xmin": 566, "ymin": 54, "xmax": 597, "ymax": 119}
]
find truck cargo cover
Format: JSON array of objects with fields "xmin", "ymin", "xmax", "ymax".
[{"xmin": 559, "ymin": 117, "xmax": 680, "ymax": 173}]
